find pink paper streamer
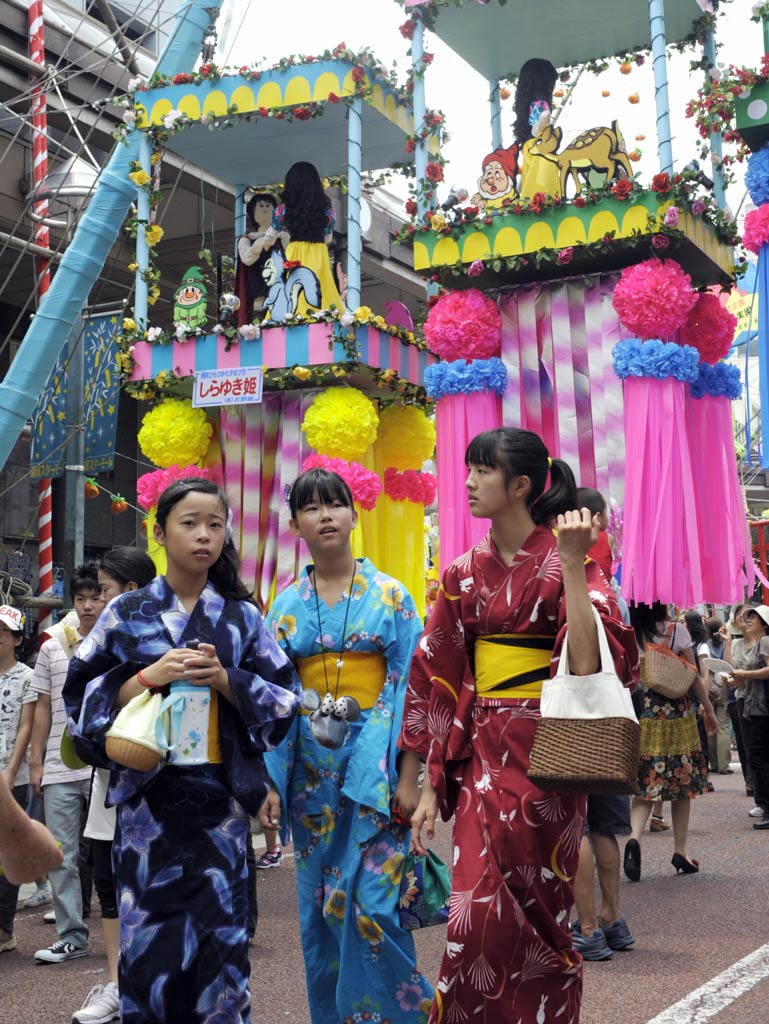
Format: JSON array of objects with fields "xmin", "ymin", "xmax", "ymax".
[
  {"xmin": 686, "ymin": 391, "xmax": 753, "ymax": 602},
  {"xmin": 621, "ymin": 377, "xmax": 703, "ymax": 607},
  {"xmin": 435, "ymin": 392, "xmax": 501, "ymax": 573}
]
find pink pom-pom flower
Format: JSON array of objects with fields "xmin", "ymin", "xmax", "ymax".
[
  {"xmin": 136, "ymin": 464, "xmax": 223, "ymax": 510},
  {"xmin": 679, "ymin": 292, "xmax": 737, "ymax": 365},
  {"xmin": 383, "ymin": 467, "xmax": 438, "ymax": 505},
  {"xmin": 302, "ymin": 454, "xmax": 381, "ymax": 511},
  {"xmin": 612, "ymin": 259, "xmax": 697, "ymax": 341},
  {"xmin": 423, "ymin": 288, "xmax": 502, "ymax": 361},
  {"xmin": 743, "ymin": 204, "xmax": 769, "ymax": 254}
]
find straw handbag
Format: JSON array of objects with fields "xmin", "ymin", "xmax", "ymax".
[
  {"xmin": 105, "ymin": 689, "xmax": 168, "ymax": 772},
  {"xmin": 527, "ymin": 606, "xmax": 640, "ymax": 795},
  {"xmin": 640, "ymin": 625, "xmax": 697, "ymax": 700}
]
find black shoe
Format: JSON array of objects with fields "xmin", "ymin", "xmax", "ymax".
[
  {"xmin": 623, "ymin": 838, "xmax": 641, "ymax": 881},
  {"xmin": 753, "ymin": 811, "xmax": 769, "ymax": 830},
  {"xmin": 671, "ymin": 853, "xmax": 699, "ymax": 874}
]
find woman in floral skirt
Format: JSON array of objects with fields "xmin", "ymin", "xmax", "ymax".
[{"xmin": 624, "ymin": 602, "xmax": 717, "ymax": 882}]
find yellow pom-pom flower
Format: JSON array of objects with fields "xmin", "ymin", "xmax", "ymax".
[
  {"xmin": 352, "ymin": 306, "xmax": 373, "ymax": 324},
  {"xmin": 137, "ymin": 398, "xmax": 212, "ymax": 469},
  {"xmin": 302, "ymin": 387, "xmax": 379, "ymax": 461},
  {"xmin": 377, "ymin": 405, "xmax": 435, "ymax": 470}
]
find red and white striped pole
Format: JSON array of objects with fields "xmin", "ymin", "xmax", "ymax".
[{"xmin": 28, "ymin": 0, "xmax": 54, "ymax": 631}]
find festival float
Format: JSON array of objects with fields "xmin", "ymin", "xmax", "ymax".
[{"xmin": 397, "ymin": 0, "xmax": 752, "ymax": 606}]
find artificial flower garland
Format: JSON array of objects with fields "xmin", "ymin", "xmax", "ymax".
[
  {"xmin": 137, "ymin": 398, "xmax": 212, "ymax": 468},
  {"xmin": 137, "ymin": 464, "xmax": 223, "ymax": 510},
  {"xmin": 424, "ymin": 357, "xmax": 507, "ymax": 400},
  {"xmin": 302, "ymin": 454, "xmax": 381, "ymax": 510},
  {"xmin": 423, "ymin": 289, "xmax": 502, "ymax": 361},
  {"xmin": 376, "ymin": 405, "xmax": 435, "ymax": 470},
  {"xmin": 612, "ymin": 338, "xmax": 701, "ymax": 383},
  {"xmin": 301, "ymin": 387, "xmax": 379, "ymax": 461},
  {"xmin": 690, "ymin": 360, "xmax": 742, "ymax": 400},
  {"xmin": 383, "ymin": 467, "xmax": 438, "ymax": 505}
]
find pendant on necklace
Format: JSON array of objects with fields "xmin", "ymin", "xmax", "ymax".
[{"xmin": 336, "ymin": 658, "xmax": 344, "ymax": 670}]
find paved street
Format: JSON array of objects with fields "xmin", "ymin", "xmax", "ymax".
[{"xmin": 1, "ymin": 762, "xmax": 767, "ymax": 1023}]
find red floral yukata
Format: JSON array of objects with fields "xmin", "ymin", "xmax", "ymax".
[{"xmin": 400, "ymin": 527, "xmax": 638, "ymax": 1024}]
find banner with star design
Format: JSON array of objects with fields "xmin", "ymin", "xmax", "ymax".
[{"xmin": 30, "ymin": 314, "xmax": 120, "ymax": 478}]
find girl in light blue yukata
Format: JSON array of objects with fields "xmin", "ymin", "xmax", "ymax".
[
  {"xmin": 64, "ymin": 478, "xmax": 301, "ymax": 1024},
  {"xmin": 260, "ymin": 467, "xmax": 434, "ymax": 1024}
]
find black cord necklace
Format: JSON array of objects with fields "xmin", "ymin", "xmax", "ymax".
[
  {"xmin": 312, "ymin": 559, "xmax": 357, "ymax": 700},
  {"xmin": 304, "ymin": 559, "xmax": 362, "ymax": 749}
]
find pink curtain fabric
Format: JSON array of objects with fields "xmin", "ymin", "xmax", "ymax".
[
  {"xmin": 621, "ymin": 377, "xmax": 704, "ymax": 607},
  {"xmin": 499, "ymin": 277, "xmax": 626, "ymax": 505},
  {"xmin": 686, "ymin": 391, "xmax": 753, "ymax": 602},
  {"xmin": 435, "ymin": 391, "xmax": 501, "ymax": 573}
]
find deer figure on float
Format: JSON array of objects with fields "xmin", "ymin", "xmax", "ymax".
[{"xmin": 523, "ymin": 113, "xmax": 633, "ymax": 199}]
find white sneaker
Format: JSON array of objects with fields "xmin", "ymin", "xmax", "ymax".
[
  {"xmin": 72, "ymin": 981, "xmax": 120, "ymax": 1023},
  {"xmin": 34, "ymin": 939, "xmax": 88, "ymax": 964},
  {"xmin": 23, "ymin": 883, "xmax": 53, "ymax": 908},
  {"xmin": 749, "ymin": 805, "xmax": 765, "ymax": 817},
  {"xmin": 43, "ymin": 909, "xmax": 56, "ymax": 923}
]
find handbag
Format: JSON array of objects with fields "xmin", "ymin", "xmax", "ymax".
[
  {"xmin": 527, "ymin": 606, "xmax": 640, "ymax": 795},
  {"xmin": 640, "ymin": 625, "xmax": 697, "ymax": 701},
  {"xmin": 105, "ymin": 688, "xmax": 168, "ymax": 772},
  {"xmin": 398, "ymin": 849, "xmax": 451, "ymax": 931}
]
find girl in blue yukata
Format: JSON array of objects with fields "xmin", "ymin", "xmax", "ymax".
[
  {"xmin": 64, "ymin": 478, "xmax": 301, "ymax": 1024},
  {"xmin": 259, "ymin": 467, "xmax": 434, "ymax": 1024}
]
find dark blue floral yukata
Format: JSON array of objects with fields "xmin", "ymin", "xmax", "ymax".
[{"xmin": 64, "ymin": 577, "xmax": 301, "ymax": 1024}]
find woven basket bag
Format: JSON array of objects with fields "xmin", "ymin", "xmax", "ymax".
[{"xmin": 640, "ymin": 628, "xmax": 697, "ymax": 701}]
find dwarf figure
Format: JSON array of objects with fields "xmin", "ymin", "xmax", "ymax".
[
  {"xmin": 471, "ymin": 144, "xmax": 519, "ymax": 210},
  {"xmin": 172, "ymin": 266, "xmax": 208, "ymax": 330}
]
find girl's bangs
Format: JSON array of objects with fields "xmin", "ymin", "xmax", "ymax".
[
  {"xmin": 465, "ymin": 431, "xmax": 503, "ymax": 469},
  {"xmin": 290, "ymin": 469, "xmax": 353, "ymax": 512}
]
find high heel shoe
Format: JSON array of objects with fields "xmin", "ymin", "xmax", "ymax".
[{"xmin": 671, "ymin": 853, "xmax": 699, "ymax": 874}]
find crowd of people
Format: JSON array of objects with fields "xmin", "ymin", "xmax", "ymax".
[{"xmin": 0, "ymin": 427, "xmax": 764, "ymax": 1024}]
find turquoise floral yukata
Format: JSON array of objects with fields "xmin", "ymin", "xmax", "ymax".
[{"xmin": 264, "ymin": 558, "xmax": 434, "ymax": 1024}]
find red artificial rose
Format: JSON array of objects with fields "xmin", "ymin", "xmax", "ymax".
[
  {"xmin": 258, "ymin": 107, "xmax": 269, "ymax": 117},
  {"xmin": 483, "ymin": 217, "xmax": 493, "ymax": 226},
  {"xmin": 651, "ymin": 172, "xmax": 671, "ymax": 193},
  {"xmin": 557, "ymin": 246, "xmax": 574, "ymax": 265},
  {"xmin": 529, "ymin": 191, "xmax": 547, "ymax": 213},
  {"xmin": 239, "ymin": 66, "xmax": 248, "ymax": 74},
  {"xmin": 423, "ymin": 53, "xmax": 434, "ymax": 65},
  {"xmin": 351, "ymin": 66, "xmax": 364, "ymax": 83},
  {"xmin": 573, "ymin": 195, "xmax": 586, "ymax": 207},
  {"xmin": 425, "ymin": 162, "xmax": 444, "ymax": 182},
  {"xmin": 294, "ymin": 106, "xmax": 311, "ymax": 121},
  {"xmin": 406, "ymin": 138, "xmax": 415, "ymax": 153},
  {"xmin": 173, "ymin": 73, "xmax": 191, "ymax": 85},
  {"xmin": 199, "ymin": 64, "xmax": 212, "ymax": 76},
  {"xmin": 405, "ymin": 198, "xmax": 418, "ymax": 217},
  {"xmin": 427, "ymin": 294, "xmax": 440, "ymax": 307},
  {"xmin": 611, "ymin": 179, "xmax": 633, "ymax": 199},
  {"xmin": 328, "ymin": 92, "xmax": 340, "ymax": 104},
  {"xmin": 399, "ymin": 19, "xmax": 414, "ymax": 39},
  {"xmin": 463, "ymin": 205, "xmax": 479, "ymax": 218}
]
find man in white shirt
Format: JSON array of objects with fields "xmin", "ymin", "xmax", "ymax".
[{"xmin": 29, "ymin": 565, "xmax": 103, "ymax": 964}]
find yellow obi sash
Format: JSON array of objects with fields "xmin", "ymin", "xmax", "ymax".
[
  {"xmin": 297, "ymin": 652, "xmax": 388, "ymax": 711},
  {"xmin": 474, "ymin": 634, "xmax": 555, "ymax": 699},
  {"xmin": 207, "ymin": 689, "xmax": 222, "ymax": 764}
]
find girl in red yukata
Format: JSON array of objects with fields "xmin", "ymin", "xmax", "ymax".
[{"xmin": 400, "ymin": 428, "xmax": 638, "ymax": 1024}]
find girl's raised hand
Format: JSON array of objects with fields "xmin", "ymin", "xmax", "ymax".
[
  {"xmin": 182, "ymin": 642, "xmax": 228, "ymax": 691},
  {"xmin": 556, "ymin": 508, "xmax": 598, "ymax": 564}
]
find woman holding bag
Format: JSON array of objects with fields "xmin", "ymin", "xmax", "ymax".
[
  {"xmin": 623, "ymin": 603, "xmax": 717, "ymax": 882},
  {"xmin": 400, "ymin": 428, "xmax": 638, "ymax": 1024},
  {"xmin": 64, "ymin": 478, "xmax": 301, "ymax": 1024}
]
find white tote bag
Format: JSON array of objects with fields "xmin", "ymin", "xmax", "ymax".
[{"xmin": 527, "ymin": 606, "xmax": 640, "ymax": 795}]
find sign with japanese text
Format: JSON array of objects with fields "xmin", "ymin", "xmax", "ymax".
[{"xmin": 192, "ymin": 366, "xmax": 264, "ymax": 407}]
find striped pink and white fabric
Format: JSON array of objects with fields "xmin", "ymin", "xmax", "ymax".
[
  {"xmin": 220, "ymin": 393, "xmax": 315, "ymax": 609},
  {"xmin": 499, "ymin": 277, "xmax": 626, "ymax": 508}
]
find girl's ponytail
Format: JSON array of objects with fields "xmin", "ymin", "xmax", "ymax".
[{"xmin": 533, "ymin": 457, "xmax": 578, "ymax": 525}]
